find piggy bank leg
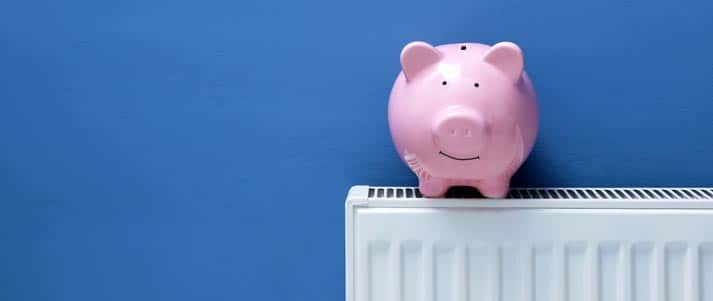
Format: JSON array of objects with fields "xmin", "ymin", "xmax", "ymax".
[
  {"xmin": 418, "ymin": 178, "xmax": 449, "ymax": 197},
  {"xmin": 476, "ymin": 177, "xmax": 511, "ymax": 198}
]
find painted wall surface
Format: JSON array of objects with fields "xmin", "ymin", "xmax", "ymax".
[{"xmin": 1, "ymin": 0, "xmax": 712, "ymax": 299}]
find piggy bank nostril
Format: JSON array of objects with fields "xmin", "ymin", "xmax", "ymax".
[
  {"xmin": 450, "ymin": 129, "xmax": 456, "ymax": 136},
  {"xmin": 464, "ymin": 128, "xmax": 471, "ymax": 137}
]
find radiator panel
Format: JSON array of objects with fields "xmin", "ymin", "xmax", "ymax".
[{"xmin": 346, "ymin": 186, "xmax": 713, "ymax": 301}]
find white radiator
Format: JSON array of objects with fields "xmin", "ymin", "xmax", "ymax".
[{"xmin": 345, "ymin": 186, "xmax": 713, "ymax": 301}]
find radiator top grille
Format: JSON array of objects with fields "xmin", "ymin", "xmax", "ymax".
[{"xmin": 366, "ymin": 187, "xmax": 713, "ymax": 200}]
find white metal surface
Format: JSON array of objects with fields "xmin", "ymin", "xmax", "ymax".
[{"xmin": 346, "ymin": 186, "xmax": 713, "ymax": 301}]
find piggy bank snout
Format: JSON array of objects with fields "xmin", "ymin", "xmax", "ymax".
[{"xmin": 432, "ymin": 109, "xmax": 487, "ymax": 157}]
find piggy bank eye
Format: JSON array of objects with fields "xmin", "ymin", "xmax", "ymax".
[
  {"xmin": 442, "ymin": 81, "xmax": 447, "ymax": 86},
  {"xmin": 460, "ymin": 45, "xmax": 467, "ymax": 50},
  {"xmin": 474, "ymin": 82, "xmax": 480, "ymax": 87}
]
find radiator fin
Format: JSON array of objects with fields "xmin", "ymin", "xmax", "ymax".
[
  {"xmin": 359, "ymin": 241, "xmax": 712, "ymax": 301},
  {"xmin": 701, "ymin": 243, "xmax": 713, "ymax": 301}
]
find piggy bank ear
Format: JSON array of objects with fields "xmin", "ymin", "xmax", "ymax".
[
  {"xmin": 482, "ymin": 42, "xmax": 524, "ymax": 82},
  {"xmin": 400, "ymin": 41, "xmax": 442, "ymax": 81}
]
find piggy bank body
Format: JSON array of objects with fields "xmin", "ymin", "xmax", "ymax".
[{"xmin": 388, "ymin": 41, "xmax": 539, "ymax": 197}]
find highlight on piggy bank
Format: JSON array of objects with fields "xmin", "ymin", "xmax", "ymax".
[{"xmin": 388, "ymin": 41, "xmax": 539, "ymax": 198}]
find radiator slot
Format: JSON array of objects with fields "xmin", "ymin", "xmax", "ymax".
[{"xmin": 366, "ymin": 187, "xmax": 713, "ymax": 200}]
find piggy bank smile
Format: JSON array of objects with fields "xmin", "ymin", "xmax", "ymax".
[{"xmin": 438, "ymin": 151, "xmax": 480, "ymax": 161}]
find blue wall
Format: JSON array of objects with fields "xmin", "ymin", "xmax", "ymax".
[{"xmin": 1, "ymin": 0, "xmax": 712, "ymax": 299}]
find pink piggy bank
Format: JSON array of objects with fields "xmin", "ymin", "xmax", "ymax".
[{"xmin": 388, "ymin": 41, "xmax": 539, "ymax": 197}]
